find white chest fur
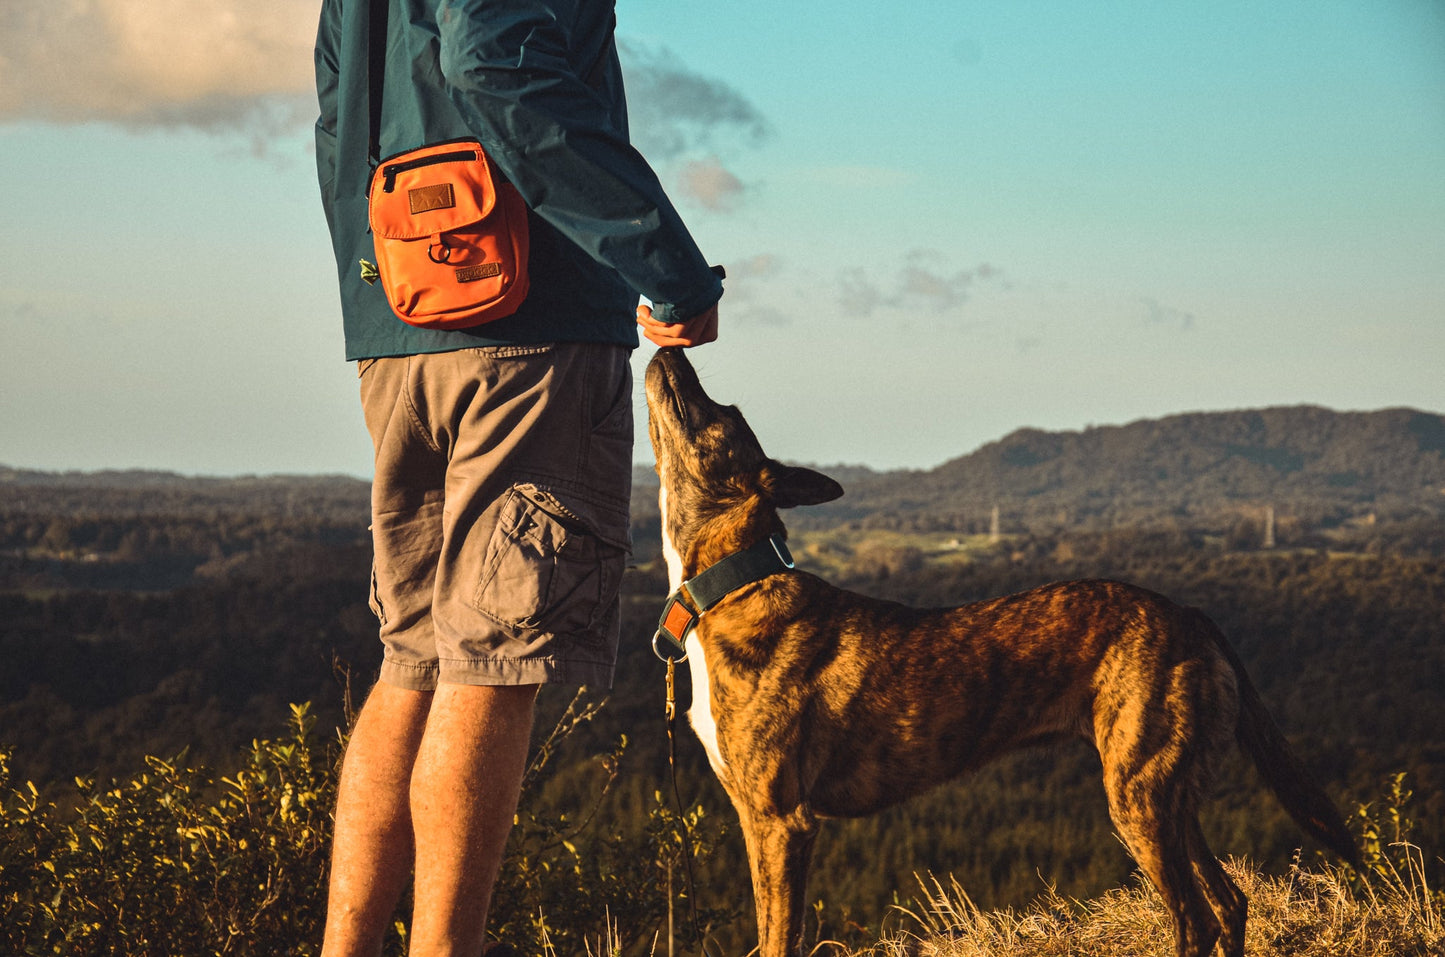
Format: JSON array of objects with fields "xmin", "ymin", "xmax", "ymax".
[
  {"xmin": 684, "ymin": 634, "xmax": 726, "ymax": 773},
  {"xmin": 658, "ymin": 477, "xmax": 728, "ymax": 774},
  {"xmin": 658, "ymin": 482, "xmax": 685, "ymax": 593}
]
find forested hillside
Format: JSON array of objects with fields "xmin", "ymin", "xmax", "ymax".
[
  {"xmin": 2, "ymin": 404, "xmax": 1442, "ymax": 947},
  {"xmin": 800, "ymin": 405, "xmax": 1445, "ymax": 540}
]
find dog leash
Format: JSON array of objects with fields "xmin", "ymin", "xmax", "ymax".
[
  {"xmin": 662, "ymin": 653, "xmax": 704, "ymax": 948},
  {"xmin": 651, "ymin": 533, "xmax": 796, "ymax": 950}
]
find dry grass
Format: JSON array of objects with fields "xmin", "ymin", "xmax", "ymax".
[{"xmin": 836, "ymin": 851, "xmax": 1442, "ymax": 957}]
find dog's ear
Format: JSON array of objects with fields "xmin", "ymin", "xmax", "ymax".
[{"xmin": 762, "ymin": 462, "xmax": 845, "ymax": 508}]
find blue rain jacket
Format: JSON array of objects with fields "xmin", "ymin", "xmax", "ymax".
[{"xmin": 315, "ymin": 0, "xmax": 723, "ymax": 359}]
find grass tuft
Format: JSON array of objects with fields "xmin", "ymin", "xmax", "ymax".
[{"xmin": 841, "ymin": 850, "xmax": 1442, "ymax": 957}]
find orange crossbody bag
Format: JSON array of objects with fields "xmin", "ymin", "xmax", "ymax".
[
  {"xmin": 362, "ymin": 0, "xmax": 529, "ymax": 329},
  {"xmin": 367, "ymin": 141, "xmax": 530, "ymax": 329}
]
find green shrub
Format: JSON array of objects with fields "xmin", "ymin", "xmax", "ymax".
[
  {"xmin": 0, "ymin": 697, "xmax": 734, "ymax": 956},
  {"xmin": 13, "ymin": 700, "xmax": 1427, "ymax": 957},
  {"xmin": 1, "ymin": 703, "xmax": 333, "ymax": 956},
  {"xmin": 490, "ymin": 692, "xmax": 737, "ymax": 956}
]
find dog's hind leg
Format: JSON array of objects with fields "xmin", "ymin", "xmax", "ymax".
[
  {"xmin": 1095, "ymin": 663, "xmax": 1224, "ymax": 957},
  {"xmin": 739, "ymin": 805, "xmax": 818, "ymax": 957},
  {"xmin": 1186, "ymin": 817, "xmax": 1247, "ymax": 957},
  {"xmin": 1105, "ymin": 782, "xmax": 1221, "ymax": 957}
]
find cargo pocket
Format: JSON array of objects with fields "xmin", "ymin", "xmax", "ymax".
[{"xmin": 473, "ymin": 483, "xmax": 629, "ymax": 638}]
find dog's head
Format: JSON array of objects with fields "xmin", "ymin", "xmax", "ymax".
[{"xmin": 645, "ymin": 348, "xmax": 843, "ymax": 581}]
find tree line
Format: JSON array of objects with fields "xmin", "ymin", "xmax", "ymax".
[{"xmin": 1, "ymin": 460, "xmax": 1442, "ymax": 940}]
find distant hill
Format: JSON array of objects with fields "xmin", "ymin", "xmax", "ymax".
[
  {"xmin": 0, "ymin": 467, "xmax": 370, "ymax": 517},
  {"xmin": 7, "ymin": 404, "xmax": 1444, "ymax": 546},
  {"xmin": 799, "ymin": 406, "xmax": 1445, "ymax": 534}
]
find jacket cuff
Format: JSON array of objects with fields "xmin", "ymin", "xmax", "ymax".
[{"xmin": 649, "ymin": 269, "xmax": 724, "ymax": 325}]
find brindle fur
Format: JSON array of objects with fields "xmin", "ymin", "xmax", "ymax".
[{"xmin": 645, "ymin": 348, "xmax": 1358, "ymax": 957}]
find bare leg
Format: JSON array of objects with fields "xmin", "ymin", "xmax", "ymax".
[
  {"xmin": 407, "ymin": 683, "xmax": 538, "ymax": 957},
  {"xmin": 322, "ymin": 682, "xmax": 433, "ymax": 957},
  {"xmin": 321, "ymin": 682, "xmax": 538, "ymax": 957}
]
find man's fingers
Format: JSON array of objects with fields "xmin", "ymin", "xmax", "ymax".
[
  {"xmin": 641, "ymin": 325, "xmax": 695, "ymax": 347},
  {"xmin": 637, "ymin": 302, "xmax": 718, "ymax": 347}
]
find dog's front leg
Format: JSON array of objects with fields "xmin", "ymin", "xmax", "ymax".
[{"xmin": 741, "ymin": 806, "xmax": 818, "ymax": 957}]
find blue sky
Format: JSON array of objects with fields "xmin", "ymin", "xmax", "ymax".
[{"xmin": 2, "ymin": 0, "xmax": 1442, "ymax": 477}]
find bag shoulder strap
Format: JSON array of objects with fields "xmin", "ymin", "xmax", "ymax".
[{"xmin": 367, "ymin": 0, "xmax": 389, "ymax": 167}]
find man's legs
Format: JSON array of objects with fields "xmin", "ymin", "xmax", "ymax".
[
  {"xmin": 322, "ymin": 682, "xmax": 431, "ymax": 957},
  {"xmin": 407, "ymin": 684, "xmax": 538, "ymax": 956},
  {"xmin": 322, "ymin": 682, "xmax": 538, "ymax": 957},
  {"xmin": 330, "ymin": 344, "xmax": 630, "ymax": 954}
]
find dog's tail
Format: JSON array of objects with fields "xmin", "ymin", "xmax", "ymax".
[{"xmin": 1205, "ymin": 615, "xmax": 1361, "ymax": 867}]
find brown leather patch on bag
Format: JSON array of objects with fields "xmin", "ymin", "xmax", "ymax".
[
  {"xmin": 455, "ymin": 262, "xmax": 503, "ymax": 284},
  {"xmin": 409, "ymin": 183, "xmax": 456, "ymax": 214}
]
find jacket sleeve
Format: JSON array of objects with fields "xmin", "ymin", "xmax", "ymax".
[
  {"xmin": 436, "ymin": 0, "xmax": 722, "ymax": 322},
  {"xmin": 313, "ymin": 0, "xmax": 342, "ymax": 236}
]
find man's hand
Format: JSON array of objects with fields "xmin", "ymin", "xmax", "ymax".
[{"xmin": 637, "ymin": 302, "xmax": 719, "ymax": 348}]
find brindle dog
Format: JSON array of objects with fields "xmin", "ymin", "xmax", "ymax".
[{"xmin": 644, "ymin": 347, "xmax": 1357, "ymax": 957}]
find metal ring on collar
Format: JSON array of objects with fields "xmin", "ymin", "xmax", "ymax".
[{"xmin": 651, "ymin": 630, "xmax": 689, "ymax": 663}]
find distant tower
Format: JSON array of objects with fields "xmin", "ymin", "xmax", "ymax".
[
  {"xmin": 989, "ymin": 504, "xmax": 1001, "ymax": 544},
  {"xmin": 1263, "ymin": 505, "xmax": 1276, "ymax": 549}
]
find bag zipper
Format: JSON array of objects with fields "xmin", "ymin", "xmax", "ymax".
[{"xmin": 380, "ymin": 149, "xmax": 478, "ymax": 193}]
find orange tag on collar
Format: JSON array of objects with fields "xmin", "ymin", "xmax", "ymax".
[{"xmin": 662, "ymin": 598, "xmax": 697, "ymax": 642}]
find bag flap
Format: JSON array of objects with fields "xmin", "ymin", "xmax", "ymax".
[{"xmin": 369, "ymin": 141, "xmax": 498, "ymax": 241}]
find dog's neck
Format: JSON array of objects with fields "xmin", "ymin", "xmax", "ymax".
[
  {"xmin": 661, "ymin": 503, "xmax": 785, "ymax": 595},
  {"xmin": 654, "ymin": 533, "xmax": 795, "ymax": 656},
  {"xmin": 659, "ymin": 482, "xmax": 687, "ymax": 592}
]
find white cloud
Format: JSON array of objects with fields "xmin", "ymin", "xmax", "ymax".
[
  {"xmin": 838, "ymin": 251, "xmax": 1004, "ymax": 318},
  {"xmin": 727, "ymin": 254, "xmax": 781, "ymax": 279},
  {"xmin": 0, "ymin": 0, "xmax": 316, "ymax": 135},
  {"xmin": 618, "ymin": 40, "xmax": 768, "ymax": 212},
  {"xmin": 1139, "ymin": 296, "xmax": 1197, "ymax": 330},
  {"xmin": 0, "ymin": 5, "xmax": 767, "ymax": 188},
  {"xmin": 617, "ymin": 40, "xmax": 769, "ymax": 162},
  {"xmin": 675, "ymin": 156, "xmax": 745, "ymax": 210}
]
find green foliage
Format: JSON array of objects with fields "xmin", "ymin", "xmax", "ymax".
[
  {"xmin": 1348, "ymin": 772, "xmax": 1445, "ymax": 923},
  {"xmin": 0, "ymin": 703, "xmax": 334, "ymax": 956},
  {"xmin": 490, "ymin": 691, "xmax": 739, "ymax": 956},
  {"xmin": 1355, "ymin": 772, "xmax": 1420, "ymax": 880},
  {"xmin": 0, "ymin": 695, "xmax": 737, "ymax": 956}
]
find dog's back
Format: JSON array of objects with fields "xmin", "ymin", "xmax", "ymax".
[{"xmin": 702, "ymin": 576, "xmax": 1234, "ymax": 815}]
